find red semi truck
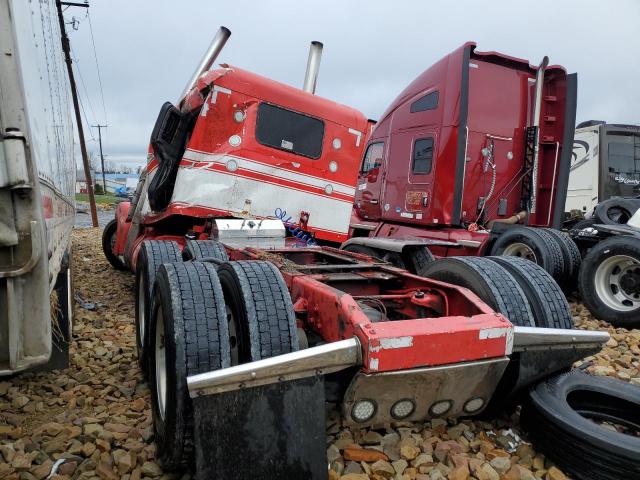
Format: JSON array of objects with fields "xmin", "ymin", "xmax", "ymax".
[
  {"xmin": 342, "ymin": 43, "xmax": 580, "ymax": 290},
  {"xmin": 103, "ymin": 29, "xmax": 640, "ymax": 479}
]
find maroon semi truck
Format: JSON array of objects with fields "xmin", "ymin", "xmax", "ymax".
[{"xmin": 342, "ymin": 43, "xmax": 580, "ymax": 290}]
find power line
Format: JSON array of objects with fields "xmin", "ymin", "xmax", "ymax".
[
  {"xmin": 87, "ymin": 10, "xmax": 107, "ymax": 124},
  {"xmin": 69, "ymin": 45, "xmax": 98, "ymax": 126}
]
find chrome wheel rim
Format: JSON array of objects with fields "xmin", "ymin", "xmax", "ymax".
[
  {"xmin": 137, "ymin": 275, "xmax": 146, "ymax": 347},
  {"xmin": 594, "ymin": 255, "xmax": 640, "ymax": 312},
  {"xmin": 155, "ymin": 306, "xmax": 167, "ymax": 421},
  {"xmin": 503, "ymin": 242, "xmax": 537, "ymax": 262},
  {"xmin": 227, "ymin": 304, "xmax": 239, "ymax": 366}
]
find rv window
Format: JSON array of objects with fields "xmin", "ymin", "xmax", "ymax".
[
  {"xmin": 607, "ymin": 134, "xmax": 640, "ymax": 175},
  {"xmin": 412, "ymin": 138, "xmax": 433, "ymax": 174},
  {"xmin": 361, "ymin": 142, "xmax": 384, "ymax": 173},
  {"xmin": 410, "ymin": 91, "xmax": 439, "ymax": 113},
  {"xmin": 255, "ymin": 103, "xmax": 324, "ymax": 159}
]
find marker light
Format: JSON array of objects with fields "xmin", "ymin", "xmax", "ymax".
[
  {"xmin": 351, "ymin": 399, "xmax": 376, "ymax": 423},
  {"xmin": 391, "ymin": 399, "xmax": 416, "ymax": 419}
]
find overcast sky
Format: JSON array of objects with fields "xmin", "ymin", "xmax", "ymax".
[{"xmin": 66, "ymin": 0, "xmax": 640, "ymax": 170}]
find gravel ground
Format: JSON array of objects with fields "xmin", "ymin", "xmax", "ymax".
[
  {"xmin": 75, "ymin": 204, "xmax": 115, "ymax": 228},
  {"xmin": 0, "ymin": 228, "xmax": 638, "ymax": 480}
]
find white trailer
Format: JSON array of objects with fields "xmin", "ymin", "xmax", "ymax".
[
  {"xmin": 0, "ymin": 0, "xmax": 75, "ymax": 374},
  {"xmin": 567, "ymin": 121, "xmax": 640, "ymax": 214}
]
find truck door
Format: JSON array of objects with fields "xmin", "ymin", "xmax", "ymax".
[
  {"xmin": 354, "ymin": 142, "xmax": 385, "ymax": 220},
  {"xmin": 382, "ymin": 130, "xmax": 436, "ymax": 223}
]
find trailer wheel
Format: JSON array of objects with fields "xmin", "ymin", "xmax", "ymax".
[
  {"xmin": 488, "ymin": 256, "xmax": 573, "ymax": 329},
  {"xmin": 521, "ymin": 371, "xmax": 640, "ymax": 480},
  {"xmin": 135, "ymin": 240, "xmax": 182, "ymax": 376},
  {"xmin": 102, "ymin": 220, "xmax": 126, "ymax": 270},
  {"xmin": 489, "ymin": 226, "xmax": 565, "ymax": 281},
  {"xmin": 579, "ymin": 236, "xmax": 640, "ymax": 327},
  {"xmin": 423, "ymin": 257, "xmax": 535, "ymax": 327},
  {"xmin": 150, "ymin": 262, "xmax": 230, "ymax": 471},
  {"xmin": 182, "ymin": 239, "xmax": 229, "ymax": 262},
  {"xmin": 217, "ymin": 260, "xmax": 298, "ymax": 362},
  {"xmin": 540, "ymin": 228, "xmax": 582, "ymax": 291}
]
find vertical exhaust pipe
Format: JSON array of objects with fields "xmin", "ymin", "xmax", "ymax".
[
  {"xmin": 302, "ymin": 41, "xmax": 323, "ymax": 94},
  {"xmin": 179, "ymin": 26, "xmax": 232, "ymax": 101},
  {"xmin": 530, "ymin": 55, "xmax": 549, "ymax": 214}
]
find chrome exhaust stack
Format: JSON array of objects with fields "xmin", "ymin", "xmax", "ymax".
[
  {"xmin": 529, "ymin": 56, "xmax": 549, "ymax": 214},
  {"xmin": 302, "ymin": 41, "xmax": 323, "ymax": 94},
  {"xmin": 179, "ymin": 26, "xmax": 231, "ymax": 101}
]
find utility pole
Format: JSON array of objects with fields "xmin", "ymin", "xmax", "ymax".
[
  {"xmin": 92, "ymin": 124, "xmax": 107, "ymax": 193},
  {"xmin": 55, "ymin": 0, "xmax": 98, "ymax": 227}
]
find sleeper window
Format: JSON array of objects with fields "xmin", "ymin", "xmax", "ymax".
[{"xmin": 412, "ymin": 138, "xmax": 433, "ymax": 174}]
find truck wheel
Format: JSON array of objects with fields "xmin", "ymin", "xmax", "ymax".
[
  {"xmin": 488, "ymin": 256, "xmax": 573, "ymax": 329},
  {"xmin": 217, "ymin": 260, "xmax": 298, "ymax": 362},
  {"xmin": 540, "ymin": 228, "xmax": 582, "ymax": 291},
  {"xmin": 423, "ymin": 257, "xmax": 535, "ymax": 327},
  {"xmin": 402, "ymin": 246, "xmax": 435, "ymax": 276},
  {"xmin": 102, "ymin": 219, "xmax": 126, "ymax": 270},
  {"xmin": 521, "ymin": 371, "xmax": 640, "ymax": 480},
  {"xmin": 489, "ymin": 226, "xmax": 565, "ymax": 282},
  {"xmin": 150, "ymin": 262, "xmax": 230, "ymax": 470},
  {"xmin": 182, "ymin": 239, "xmax": 229, "ymax": 262},
  {"xmin": 579, "ymin": 236, "xmax": 640, "ymax": 327},
  {"xmin": 135, "ymin": 240, "xmax": 182, "ymax": 377}
]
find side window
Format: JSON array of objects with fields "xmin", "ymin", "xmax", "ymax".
[
  {"xmin": 361, "ymin": 142, "xmax": 384, "ymax": 173},
  {"xmin": 410, "ymin": 91, "xmax": 439, "ymax": 113},
  {"xmin": 412, "ymin": 138, "xmax": 433, "ymax": 174}
]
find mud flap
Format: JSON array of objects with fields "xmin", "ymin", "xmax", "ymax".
[{"xmin": 192, "ymin": 376, "xmax": 327, "ymax": 480}]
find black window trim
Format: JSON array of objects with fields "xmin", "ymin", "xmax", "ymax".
[{"xmin": 255, "ymin": 102, "xmax": 326, "ymax": 160}]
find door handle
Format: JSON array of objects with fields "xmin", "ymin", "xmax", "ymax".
[{"xmin": 368, "ymin": 199, "xmax": 379, "ymax": 204}]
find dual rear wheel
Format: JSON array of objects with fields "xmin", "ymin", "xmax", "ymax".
[{"xmin": 143, "ymin": 249, "xmax": 298, "ymax": 470}]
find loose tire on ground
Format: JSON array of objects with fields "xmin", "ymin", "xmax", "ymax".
[
  {"xmin": 423, "ymin": 257, "xmax": 535, "ymax": 327},
  {"xmin": 522, "ymin": 371, "xmax": 640, "ymax": 480},
  {"xmin": 579, "ymin": 235, "xmax": 640, "ymax": 328},
  {"xmin": 489, "ymin": 226, "xmax": 566, "ymax": 282},
  {"xmin": 102, "ymin": 219, "xmax": 126, "ymax": 270},
  {"xmin": 182, "ymin": 239, "xmax": 229, "ymax": 262},
  {"xmin": 541, "ymin": 228, "xmax": 582, "ymax": 291},
  {"xmin": 135, "ymin": 240, "xmax": 182, "ymax": 376},
  {"xmin": 217, "ymin": 260, "xmax": 298, "ymax": 363},
  {"xmin": 149, "ymin": 262, "xmax": 230, "ymax": 471},
  {"xmin": 593, "ymin": 198, "xmax": 640, "ymax": 225},
  {"xmin": 488, "ymin": 256, "xmax": 573, "ymax": 329}
]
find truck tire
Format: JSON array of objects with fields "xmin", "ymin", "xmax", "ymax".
[
  {"xmin": 102, "ymin": 219, "xmax": 126, "ymax": 270},
  {"xmin": 488, "ymin": 256, "xmax": 573, "ymax": 329},
  {"xmin": 578, "ymin": 236, "xmax": 640, "ymax": 328},
  {"xmin": 521, "ymin": 371, "xmax": 640, "ymax": 480},
  {"xmin": 593, "ymin": 198, "xmax": 640, "ymax": 225},
  {"xmin": 489, "ymin": 226, "xmax": 565, "ymax": 282},
  {"xmin": 540, "ymin": 228, "xmax": 582, "ymax": 291},
  {"xmin": 135, "ymin": 240, "xmax": 182, "ymax": 376},
  {"xmin": 402, "ymin": 246, "xmax": 435, "ymax": 276},
  {"xmin": 149, "ymin": 262, "xmax": 230, "ymax": 470},
  {"xmin": 217, "ymin": 260, "xmax": 298, "ymax": 363},
  {"xmin": 423, "ymin": 257, "xmax": 535, "ymax": 327},
  {"xmin": 182, "ymin": 239, "xmax": 229, "ymax": 262}
]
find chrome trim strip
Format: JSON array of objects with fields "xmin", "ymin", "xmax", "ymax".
[
  {"xmin": 512, "ymin": 326, "xmax": 609, "ymax": 352},
  {"xmin": 187, "ymin": 337, "xmax": 362, "ymax": 397}
]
